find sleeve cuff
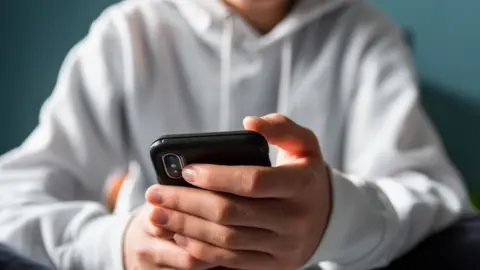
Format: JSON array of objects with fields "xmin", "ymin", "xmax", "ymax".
[
  {"xmin": 300, "ymin": 169, "xmax": 386, "ymax": 269},
  {"xmin": 75, "ymin": 211, "xmax": 133, "ymax": 270}
]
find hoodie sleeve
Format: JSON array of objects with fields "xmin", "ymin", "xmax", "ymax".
[
  {"xmin": 0, "ymin": 10, "xmax": 130, "ymax": 270},
  {"xmin": 302, "ymin": 5, "xmax": 473, "ymax": 270}
]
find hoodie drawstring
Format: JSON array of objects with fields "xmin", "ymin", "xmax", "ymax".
[
  {"xmin": 278, "ymin": 37, "xmax": 293, "ymax": 114},
  {"xmin": 219, "ymin": 15, "xmax": 234, "ymax": 131},
  {"xmin": 219, "ymin": 17, "xmax": 293, "ymax": 131}
]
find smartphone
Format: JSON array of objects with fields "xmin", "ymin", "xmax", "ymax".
[{"xmin": 150, "ymin": 131, "xmax": 271, "ymax": 187}]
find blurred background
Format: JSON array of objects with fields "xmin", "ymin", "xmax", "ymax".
[{"xmin": 0, "ymin": 0, "xmax": 479, "ymax": 207}]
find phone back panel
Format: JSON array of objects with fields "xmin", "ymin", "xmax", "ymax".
[{"xmin": 150, "ymin": 131, "xmax": 271, "ymax": 187}]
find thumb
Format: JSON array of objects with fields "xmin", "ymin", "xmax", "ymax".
[{"xmin": 243, "ymin": 113, "xmax": 322, "ymax": 159}]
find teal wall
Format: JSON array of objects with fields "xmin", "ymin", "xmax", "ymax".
[
  {"xmin": 373, "ymin": 0, "xmax": 480, "ymax": 101},
  {"xmin": 0, "ymin": 0, "xmax": 118, "ymax": 153},
  {"xmin": 373, "ymin": 0, "xmax": 480, "ymax": 205}
]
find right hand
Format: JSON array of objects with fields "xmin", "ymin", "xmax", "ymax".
[{"xmin": 123, "ymin": 203, "xmax": 214, "ymax": 270}]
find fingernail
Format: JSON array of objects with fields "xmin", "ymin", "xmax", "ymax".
[
  {"xmin": 182, "ymin": 166, "xmax": 197, "ymax": 182},
  {"xmin": 152, "ymin": 210, "xmax": 168, "ymax": 225},
  {"xmin": 148, "ymin": 188, "xmax": 163, "ymax": 205},
  {"xmin": 244, "ymin": 116, "xmax": 259, "ymax": 121},
  {"xmin": 174, "ymin": 234, "xmax": 188, "ymax": 247}
]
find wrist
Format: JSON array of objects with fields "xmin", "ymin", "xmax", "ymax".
[{"xmin": 122, "ymin": 206, "xmax": 144, "ymax": 270}]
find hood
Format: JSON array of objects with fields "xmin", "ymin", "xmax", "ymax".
[
  {"xmin": 167, "ymin": 0, "xmax": 361, "ymax": 130},
  {"xmin": 172, "ymin": 0, "xmax": 360, "ymax": 46}
]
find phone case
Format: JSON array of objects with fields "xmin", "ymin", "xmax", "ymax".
[{"xmin": 150, "ymin": 131, "xmax": 271, "ymax": 187}]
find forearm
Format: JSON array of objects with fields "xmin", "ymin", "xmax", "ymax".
[{"xmin": 0, "ymin": 200, "xmax": 130, "ymax": 270}]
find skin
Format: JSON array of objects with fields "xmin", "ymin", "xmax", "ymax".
[
  {"xmin": 221, "ymin": 0, "xmax": 295, "ymax": 33},
  {"xmin": 123, "ymin": 1, "xmax": 332, "ymax": 270}
]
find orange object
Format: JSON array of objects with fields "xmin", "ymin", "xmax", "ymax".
[{"xmin": 105, "ymin": 175, "xmax": 126, "ymax": 212}]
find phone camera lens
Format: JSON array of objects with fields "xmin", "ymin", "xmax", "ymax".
[{"xmin": 162, "ymin": 154, "xmax": 183, "ymax": 179}]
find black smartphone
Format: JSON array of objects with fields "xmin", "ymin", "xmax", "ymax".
[{"xmin": 150, "ymin": 131, "xmax": 271, "ymax": 187}]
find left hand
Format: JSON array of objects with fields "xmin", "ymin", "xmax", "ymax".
[{"xmin": 146, "ymin": 114, "xmax": 332, "ymax": 270}]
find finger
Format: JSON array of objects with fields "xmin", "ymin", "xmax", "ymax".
[
  {"xmin": 149, "ymin": 207, "xmax": 280, "ymax": 254},
  {"xmin": 137, "ymin": 237, "xmax": 212, "ymax": 270},
  {"xmin": 144, "ymin": 204, "xmax": 174, "ymax": 239},
  {"xmin": 146, "ymin": 185, "xmax": 301, "ymax": 232},
  {"xmin": 174, "ymin": 234, "xmax": 276, "ymax": 270},
  {"xmin": 145, "ymin": 220, "xmax": 175, "ymax": 239},
  {"xmin": 182, "ymin": 164, "xmax": 313, "ymax": 198},
  {"xmin": 243, "ymin": 114, "xmax": 321, "ymax": 159}
]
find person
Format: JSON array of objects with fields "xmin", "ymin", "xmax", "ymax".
[{"xmin": 0, "ymin": 0, "xmax": 477, "ymax": 269}]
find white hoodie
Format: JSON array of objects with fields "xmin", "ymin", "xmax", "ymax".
[{"xmin": 0, "ymin": 0, "xmax": 474, "ymax": 269}]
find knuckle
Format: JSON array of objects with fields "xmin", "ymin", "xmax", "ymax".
[
  {"xmin": 167, "ymin": 188, "xmax": 181, "ymax": 209},
  {"xmin": 213, "ymin": 250, "xmax": 240, "ymax": 267},
  {"xmin": 190, "ymin": 242, "xmax": 210, "ymax": 260},
  {"xmin": 172, "ymin": 211, "xmax": 187, "ymax": 233},
  {"xmin": 215, "ymin": 228, "xmax": 238, "ymax": 248},
  {"xmin": 227, "ymin": 254, "xmax": 244, "ymax": 267},
  {"xmin": 201, "ymin": 168, "xmax": 215, "ymax": 184},
  {"xmin": 135, "ymin": 247, "xmax": 150, "ymax": 261},
  {"xmin": 279, "ymin": 115, "xmax": 291, "ymax": 124},
  {"xmin": 149, "ymin": 225, "xmax": 164, "ymax": 236},
  {"xmin": 290, "ymin": 167, "xmax": 316, "ymax": 195},
  {"xmin": 178, "ymin": 254, "xmax": 199, "ymax": 269},
  {"xmin": 214, "ymin": 200, "xmax": 236, "ymax": 223},
  {"xmin": 149, "ymin": 225, "xmax": 173, "ymax": 238},
  {"xmin": 240, "ymin": 169, "xmax": 264, "ymax": 194},
  {"xmin": 272, "ymin": 113, "xmax": 289, "ymax": 123},
  {"xmin": 299, "ymin": 169, "xmax": 316, "ymax": 190},
  {"xmin": 147, "ymin": 207, "xmax": 161, "ymax": 224}
]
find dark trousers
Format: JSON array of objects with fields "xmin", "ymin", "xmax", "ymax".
[
  {"xmin": 379, "ymin": 214, "xmax": 480, "ymax": 270},
  {"xmin": 0, "ymin": 215, "xmax": 479, "ymax": 270},
  {"xmin": 0, "ymin": 244, "xmax": 52, "ymax": 270}
]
